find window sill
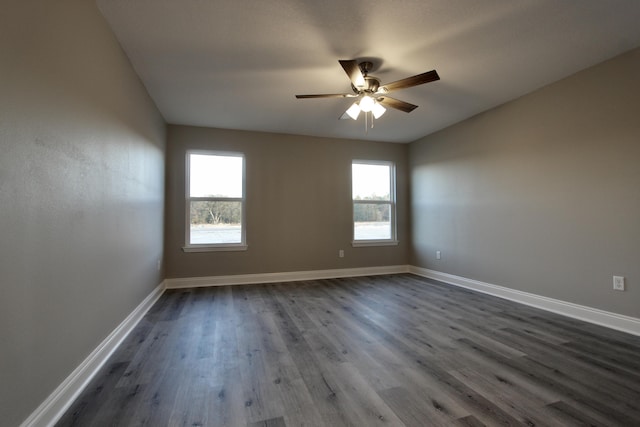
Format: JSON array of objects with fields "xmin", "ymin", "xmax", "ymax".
[
  {"xmin": 182, "ymin": 244, "xmax": 248, "ymax": 253},
  {"xmin": 352, "ymin": 240, "xmax": 399, "ymax": 248}
]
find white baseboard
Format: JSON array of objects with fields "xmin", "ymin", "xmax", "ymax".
[
  {"xmin": 409, "ymin": 266, "xmax": 640, "ymax": 337},
  {"xmin": 21, "ymin": 281, "xmax": 166, "ymax": 427},
  {"xmin": 165, "ymin": 265, "xmax": 410, "ymax": 289}
]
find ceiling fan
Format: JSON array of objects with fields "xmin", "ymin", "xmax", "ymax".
[{"xmin": 295, "ymin": 60, "xmax": 440, "ymax": 121}]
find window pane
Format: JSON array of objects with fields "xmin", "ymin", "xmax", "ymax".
[
  {"xmin": 190, "ymin": 154, "xmax": 243, "ymax": 198},
  {"xmin": 354, "ymin": 203, "xmax": 391, "ymax": 240},
  {"xmin": 190, "ymin": 201, "xmax": 242, "ymax": 244},
  {"xmin": 352, "ymin": 163, "xmax": 390, "ymax": 201}
]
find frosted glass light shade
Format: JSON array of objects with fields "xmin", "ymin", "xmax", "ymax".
[
  {"xmin": 345, "ymin": 102, "xmax": 361, "ymax": 120},
  {"xmin": 359, "ymin": 95, "xmax": 374, "ymax": 112},
  {"xmin": 371, "ymin": 102, "xmax": 386, "ymax": 119}
]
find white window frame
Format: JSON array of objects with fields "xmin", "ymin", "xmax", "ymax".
[
  {"xmin": 351, "ymin": 160, "xmax": 398, "ymax": 247},
  {"xmin": 183, "ymin": 150, "xmax": 247, "ymax": 252}
]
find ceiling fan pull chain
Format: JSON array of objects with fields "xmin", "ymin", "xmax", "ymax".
[{"xmin": 365, "ymin": 110, "xmax": 368, "ymax": 134}]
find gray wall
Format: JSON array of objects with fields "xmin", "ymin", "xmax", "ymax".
[
  {"xmin": 409, "ymin": 48, "xmax": 640, "ymax": 318},
  {"xmin": 165, "ymin": 125, "xmax": 409, "ymax": 278},
  {"xmin": 0, "ymin": 1, "xmax": 166, "ymax": 425}
]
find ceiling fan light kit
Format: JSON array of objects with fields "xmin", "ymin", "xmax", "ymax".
[{"xmin": 295, "ymin": 59, "xmax": 439, "ymax": 130}]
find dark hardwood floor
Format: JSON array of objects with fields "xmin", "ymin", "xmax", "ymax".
[{"xmin": 57, "ymin": 274, "xmax": 640, "ymax": 426}]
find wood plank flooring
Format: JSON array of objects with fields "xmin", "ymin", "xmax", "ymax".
[{"xmin": 56, "ymin": 274, "xmax": 640, "ymax": 426}]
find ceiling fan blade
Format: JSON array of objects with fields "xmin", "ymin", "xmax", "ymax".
[
  {"xmin": 338, "ymin": 59, "xmax": 365, "ymax": 88},
  {"xmin": 377, "ymin": 96, "xmax": 418, "ymax": 113},
  {"xmin": 295, "ymin": 93, "xmax": 356, "ymax": 99},
  {"xmin": 380, "ymin": 70, "xmax": 440, "ymax": 93}
]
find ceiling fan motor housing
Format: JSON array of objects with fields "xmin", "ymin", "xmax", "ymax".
[
  {"xmin": 363, "ymin": 76, "xmax": 380, "ymax": 93},
  {"xmin": 356, "ymin": 61, "xmax": 380, "ymax": 93}
]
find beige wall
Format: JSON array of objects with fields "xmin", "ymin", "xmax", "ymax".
[
  {"xmin": 165, "ymin": 125, "xmax": 409, "ymax": 278},
  {"xmin": 409, "ymin": 48, "xmax": 640, "ymax": 317},
  {"xmin": 0, "ymin": 1, "xmax": 166, "ymax": 425}
]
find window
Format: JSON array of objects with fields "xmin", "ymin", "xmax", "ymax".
[
  {"xmin": 184, "ymin": 151, "xmax": 246, "ymax": 252},
  {"xmin": 352, "ymin": 160, "xmax": 397, "ymax": 246}
]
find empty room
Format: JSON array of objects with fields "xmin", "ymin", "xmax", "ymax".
[{"xmin": 2, "ymin": 0, "xmax": 640, "ymax": 426}]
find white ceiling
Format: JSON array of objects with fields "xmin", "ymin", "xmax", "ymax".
[{"xmin": 96, "ymin": 0, "xmax": 640, "ymax": 143}]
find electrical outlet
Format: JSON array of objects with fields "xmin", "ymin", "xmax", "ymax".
[
  {"xmin": 436, "ymin": 250, "xmax": 441, "ymax": 260},
  {"xmin": 613, "ymin": 276, "xmax": 625, "ymax": 291},
  {"xmin": 157, "ymin": 259, "xmax": 162, "ymax": 271},
  {"xmin": 339, "ymin": 249, "xmax": 344, "ymax": 258}
]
